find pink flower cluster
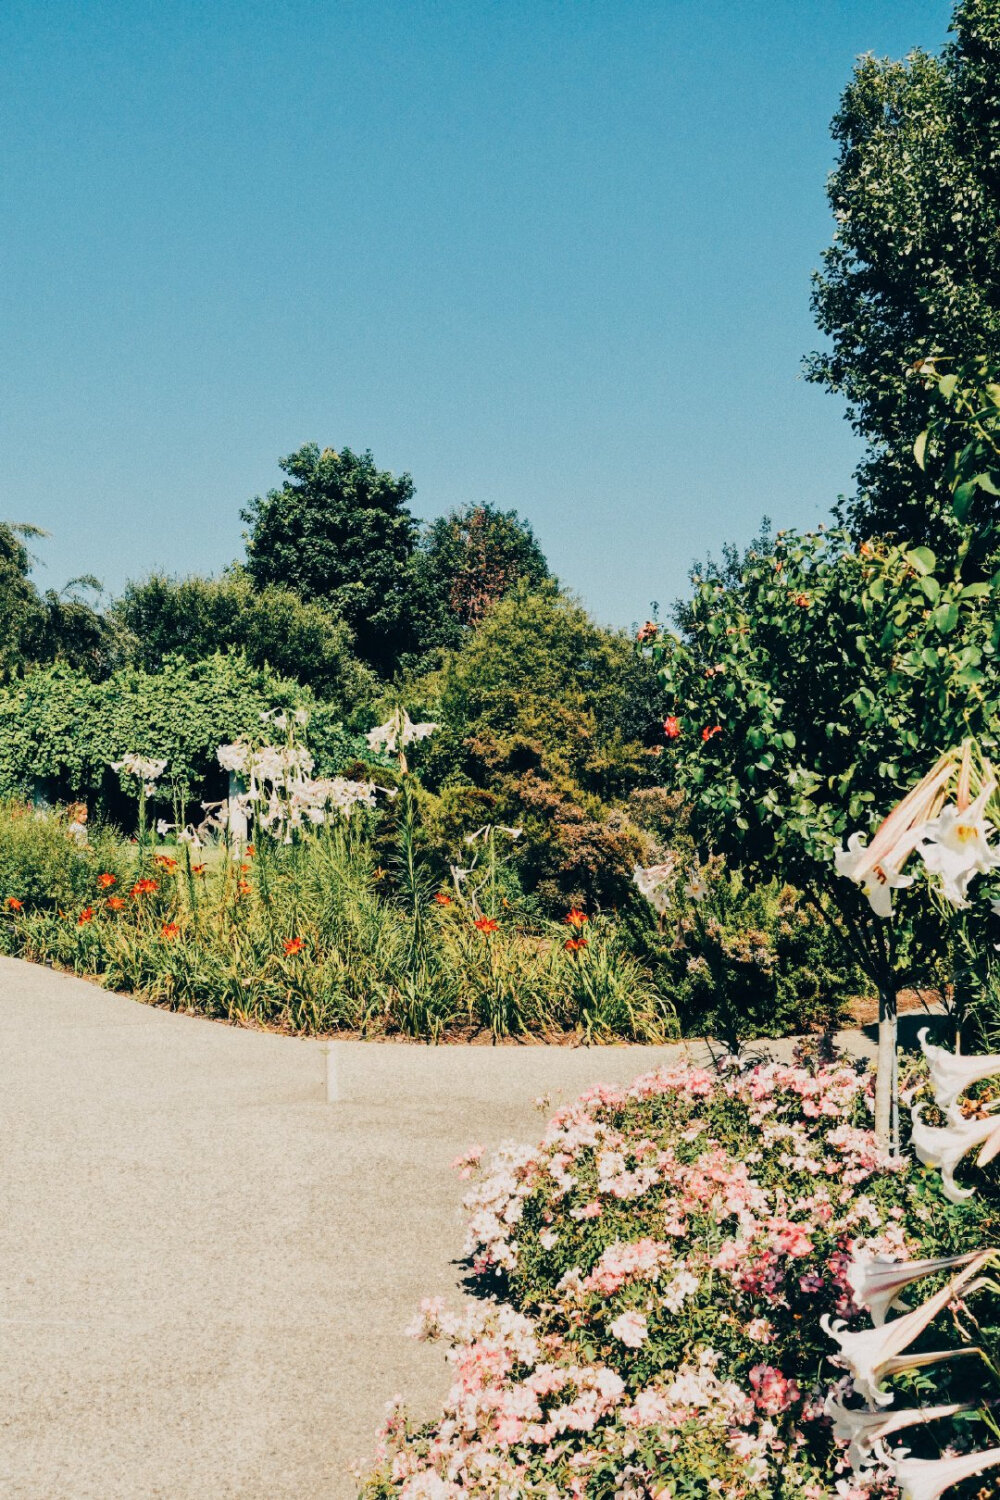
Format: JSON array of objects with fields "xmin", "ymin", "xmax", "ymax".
[{"xmin": 363, "ymin": 1057, "xmax": 938, "ymax": 1499}]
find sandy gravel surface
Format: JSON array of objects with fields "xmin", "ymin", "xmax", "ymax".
[{"xmin": 1, "ymin": 957, "xmax": 731, "ymax": 1499}]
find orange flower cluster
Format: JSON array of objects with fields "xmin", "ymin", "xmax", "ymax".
[
  {"xmin": 131, "ymin": 878, "xmax": 158, "ymax": 897},
  {"xmin": 474, "ymin": 916, "xmax": 499, "ymax": 933},
  {"xmin": 161, "ymin": 922, "xmax": 180, "ymax": 941},
  {"xmin": 433, "ymin": 892, "xmax": 452, "ymax": 906},
  {"xmin": 154, "ymin": 854, "xmax": 178, "ymax": 873},
  {"xmin": 97, "ymin": 873, "xmax": 116, "ymax": 890},
  {"xmin": 564, "ymin": 937, "xmax": 588, "ymax": 953},
  {"xmin": 283, "ymin": 937, "xmax": 304, "ymax": 956},
  {"xmin": 78, "ymin": 907, "xmax": 94, "ymax": 926},
  {"xmin": 564, "ymin": 909, "xmax": 588, "ymax": 928},
  {"xmin": 106, "ymin": 896, "xmax": 125, "ymax": 911},
  {"xmin": 663, "ymin": 716, "xmax": 681, "ymax": 739},
  {"xmin": 6, "ymin": 896, "xmax": 23, "ymax": 911},
  {"xmin": 701, "ymin": 724, "xmax": 722, "ymax": 742}
]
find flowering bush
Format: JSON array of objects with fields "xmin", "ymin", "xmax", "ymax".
[{"xmin": 361, "ymin": 1055, "xmax": 1000, "ymax": 1498}]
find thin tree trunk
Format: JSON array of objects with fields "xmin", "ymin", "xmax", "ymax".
[{"xmin": 875, "ymin": 984, "xmax": 898, "ymax": 1154}]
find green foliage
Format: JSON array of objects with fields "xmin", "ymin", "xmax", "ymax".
[
  {"xmin": 653, "ymin": 519, "xmax": 1000, "ymax": 999},
  {"xmin": 0, "ymin": 654, "xmax": 368, "ymax": 808},
  {"xmin": 0, "ymin": 804, "xmax": 675, "ymax": 1044},
  {"xmin": 416, "ymin": 583, "xmax": 666, "ymax": 909},
  {"xmin": 806, "ymin": 0, "xmax": 1000, "ymax": 540},
  {"xmin": 241, "ymin": 444, "xmax": 419, "ymax": 673},
  {"xmin": 640, "ymin": 872, "xmax": 862, "ymax": 1049},
  {"xmin": 110, "ymin": 568, "xmax": 377, "ymax": 708},
  {"xmin": 0, "ymin": 522, "xmax": 109, "ymax": 680},
  {"xmin": 410, "ymin": 502, "xmax": 551, "ymax": 653}
]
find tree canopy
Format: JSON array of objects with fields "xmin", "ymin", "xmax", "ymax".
[
  {"xmin": 806, "ymin": 0, "xmax": 1000, "ymax": 541},
  {"xmin": 241, "ymin": 444, "xmax": 419, "ymax": 674}
]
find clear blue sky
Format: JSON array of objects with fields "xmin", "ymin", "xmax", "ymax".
[{"xmin": 2, "ymin": 0, "xmax": 953, "ymax": 629}]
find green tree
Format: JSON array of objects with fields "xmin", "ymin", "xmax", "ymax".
[
  {"xmin": 807, "ymin": 0, "xmax": 1000, "ymax": 540},
  {"xmin": 0, "ymin": 522, "xmax": 109, "ymax": 680},
  {"xmin": 111, "ymin": 569, "xmax": 375, "ymax": 711},
  {"xmin": 411, "ymin": 503, "xmax": 551, "ymax": 651},
  {"xmin": 417, "ymin": 583, "xmax": 664, "ymax": 908},
  {"xmin": 241, "ymin": 445, "xmax": 418, "ymax": 674}
]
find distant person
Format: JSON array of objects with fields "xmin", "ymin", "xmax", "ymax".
[{"xmin": 66, "ymin": 802, "xmax": 89, "ymax": 845}]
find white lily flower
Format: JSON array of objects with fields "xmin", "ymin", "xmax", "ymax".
[
  {"xmin": 888, "ymin": 1445, "xmax": 1000, "ymax": 1500},
  {"xmin": 155, "ymin": 819, "xmax": 174, "ymax": 837},
  {"xmin": 633, "ymin": 861, "xmax": 677, "ymax": 916},
  {"xmin": 825, "ymin": 1395, "xmax": 971, "ymax": 1475},
  {"xmin": 835, "ymin": 831, "xmax": 914, "ymax": 918},
  {"xmin": 365, "ymin": 709, "xmax": 438, "ymax": 754},
  {"xmin": 911, "ymin": 1105, "xmax": 1000, "ymax": 1203},
  {"xmin": 918, "ymin": 1028, "xmax": 1000, "ymax": 1114},
  {"xmin": 685, "ymin": 867, "xmax": 708, "ymax": 903},
  {"xmin": 917, "ymin": 781, "xmax": 1000, "ymax": 908},
  {"xmin": 845, "ymin": 1247, "xmax": 980, "ymax": 1325},
  {"xmin": 820, "ymin": 1253, "xmax": 989, "ymax": 1406}
]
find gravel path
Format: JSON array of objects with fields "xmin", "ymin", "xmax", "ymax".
[{"xmin": 1, "ymin": 957, "xmax": 746, "ymax": 1499}]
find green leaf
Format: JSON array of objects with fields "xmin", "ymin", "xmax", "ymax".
[
  {"xmin": 975, "ymin": 472, "xmax": 1000, "ymax": 497},
  {"xmin": 959, "ymin": 583, "xmax": 991, "ymax": 599},
  {"xmin": 913, "ymin": 429, "xmax": 929, "ymax": 469},
  {"xmin": 953, "ymin": 480, "xmax": 978, "ymax": 522},
  {"xmin": 906, "ymin": 546, "xmax": 937, "ymax": 576},
  {"xmin": 934, "ymin": 601, "xmax": 959, "ymax": 634},
  {"xmin": 938, "ymin": 373, "xmax": 959, "ymax": 399},
  {"xmin": 918, "ymin": 576, "xmax": 941, "ymax": 604}
]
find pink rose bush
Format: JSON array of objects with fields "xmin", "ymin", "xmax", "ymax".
[{"xmin": 361, "ymin": 1054, "xmax": 1000, "ymax": 1498}]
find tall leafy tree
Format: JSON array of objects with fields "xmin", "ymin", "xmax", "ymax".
[
  {"xmin": 806, "ymin": 0, "xmax": 1000, "ymax": 541},
  {"xmin": 0, "ymin": 522, "xmax": 109, "ymax": 680},
  {"xmin": 411, "ymin": 503, "xmax": 551, "ymax": 651},
  {"xmin": 111, "ymin": 569, "xmax": 376, "ymax": 710},
  {"xmin": 241, "ymin": 445, "xmax": 418, "ymax": 674}
]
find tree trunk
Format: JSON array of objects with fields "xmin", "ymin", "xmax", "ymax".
[{"xmin": 874, "ymin": 984, "xmax": 898, "ymax": 1155}]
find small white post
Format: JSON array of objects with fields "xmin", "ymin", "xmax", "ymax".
[{"xmin": 325, "ymin": 1042, "xmax": 340, "ymax": 1103}]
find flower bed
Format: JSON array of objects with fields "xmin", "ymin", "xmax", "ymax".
[{"xmin": 361, "ymin": 1054, "xmax": 1000, "ymax": 1498}]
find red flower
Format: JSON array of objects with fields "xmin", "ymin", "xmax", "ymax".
[
  {"xmin": 106, "ymin": 896, "xmax": 125, "ymax": 911},
  {"xmin": 283, "ymin": 937, "xmax": 304, "ymax": 956},
  {"xmin": 246, "ymin": 844, "xmax": 255, "ymax": 856},
  {"xmin": 96, "ymin": 873, "xmax": 116, "ymax": 890},
  {"xmin": 191, "ymin": 864, "xmax": 206, "ymax": 876},
  {"xmin": 161, "ymin": 922, "xmax": 180, "ymax": 940},
  {"xmin": 433, "ymin": 892, "xmax": 453, "ymax": 906},
  {"xmin": 663, "ymin": 715, "xmax": 681, "ymax": 739},
  {"xmin": 564, "ymin": 936, "xmax": 589, "ymax": 952},
  {"xmin": 131, "ymin": 878, "xmax": 158, "ymax": 897},
  {"xmin": 6, "ymin": 896, "xmax": 23, "ymax": 911},
  {"xmin": 794, "ymin": 594, "xmax": 810, "ymax": 608},
  {"xmin": 154, "ymin": 855, "xmax": 178, "ymax": 873},
  {"xmin": 636, "ymin": 621, "xmax": 658, "ymax": 644},
  {"xmin": 701, "ymin": 724, "xmax": 722, "ymax": 742},
  {"xmin": 564, "ymin": 909, "xmax": 589, "ymax": 928},
  {"xmin": 78, "ymin": 907, "xmax": 95, "ymax": 925},
  {"xmin": 474, "ymin": 917, "xmax": 499, "ymax": 933}
]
